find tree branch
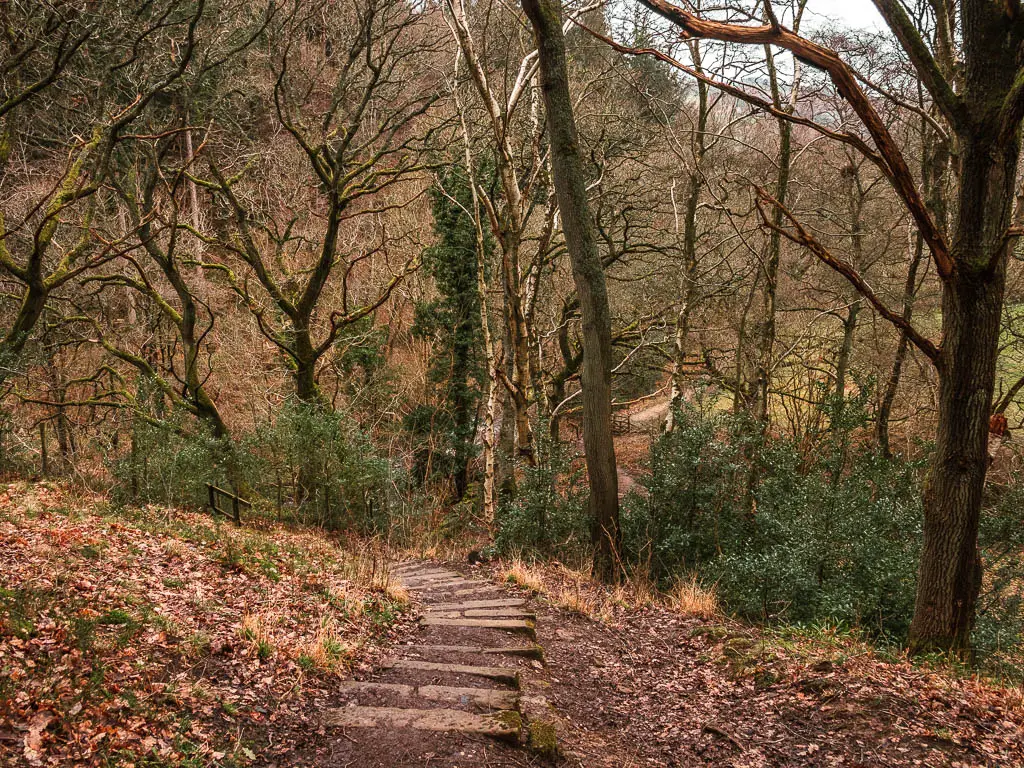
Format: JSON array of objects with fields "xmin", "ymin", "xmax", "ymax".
[
  {"xmin": 635, "ymin": 0, "xmax": 955, "ymax": 281},
  {"xmin": 870, "ymin": 0, "xmax": 965, "ymax": 126},
  {"xmin": 753, "ymin": 186, "xmax": 941, "ymax": 363}
]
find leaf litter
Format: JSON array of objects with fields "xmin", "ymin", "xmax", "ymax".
[{"xmin": 0, "ymin": 482, "xmax": 412, "ymax": 767}]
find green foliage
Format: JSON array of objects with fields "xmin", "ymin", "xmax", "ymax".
[
  {"xmin": 625, "ymin": 389, "xmax": 923, "ymax": 639},
  {"xmin": 110, "ymin": 418, "xmax": 231, "ymax": 509},
  {"xmin": 407, "ymin": 164, "xmax": 488, "ymax": 498},
  {"xmin": 98, "ymin": 609, "xmax": 134, "ymax": 626},
  {"xmin": 244, "ymin": 399, "xmax": 392, "ymax": 532},
  {"xmin": 974, "ymin": 480, "xmax": 1024, "ymax": 673},
  {"xmin": 493, "ymin": 431, "xmax": 588, "ymax": 559}
]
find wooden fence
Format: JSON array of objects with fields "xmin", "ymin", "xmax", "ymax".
[
  {"xmin": 206, "ymin": 483, "xmax": 251, "ymax": 525},
  {"xmin": 611, "ymin": 412, "xmax": 632, "ymax": 435}
]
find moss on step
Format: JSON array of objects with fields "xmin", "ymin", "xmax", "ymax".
[
  {"xmin": 520, "ymin": 643, "xmax": 545, "ymax": 662},
  {"xmin": 527, "ymin": 718, "xmax": 560, "ymax": 760},
  {"xmin": 494, "ymin": 709, "xmax": 524, "ymax": 731},
  {"xmin": 519, "ymin": 693, "xmax": 560, "ymax": 761}
]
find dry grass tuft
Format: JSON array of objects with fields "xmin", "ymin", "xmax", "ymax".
[
  {"xmin": 384, "ymin": 578, "xmax": 410, "ymax": 605},
  {"xmin": 666, "ymin": 575, "xmax": 720, "ymax": 618},
  {"xmin": 298, "ymin": 616, "xmax": 355, "ymax": 670},
  {"xmin": 239, "ymin": 612, "xmax": 275, "ymax": 659},
  {"xmin": 501, "ymin": 557, "xmax": 546, "ymax": 592},
  {"xmin": 492, "ymin": 558, "xmax": 719, "ymax": 623}
]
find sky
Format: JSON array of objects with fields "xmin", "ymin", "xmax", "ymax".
[{"xmin": 803, "ymin": 0, "xmax": 885, "ymax": 31}]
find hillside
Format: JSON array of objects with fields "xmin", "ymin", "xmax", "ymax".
[
  {"xmin": 2, "ymin": 484, "xmax": 1024, "ymax": 767},
  {"xmin": 0, "ymin": 483, "xmax": 410, "ymax": 766}
]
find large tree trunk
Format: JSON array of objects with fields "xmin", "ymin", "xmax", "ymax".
[
  {"xmin": 909, "ymin": 129, "xmax": 1018, "ymax": 654},
  {"xmin": 499, "ymin": 234, "xmax": 537, "ymax": 466},
  {"xmin": 290, "ymin": 323, "xmax": 321, "ymax": 405},
  {"xmin": 0, "ymin": 282, "xmax": 48, "ymax": 380},
  {"xmin": 521, "ymin": 0, "xmax": 621, "ymax": 582}
]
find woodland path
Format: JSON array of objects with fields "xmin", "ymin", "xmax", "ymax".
[
  {"xmin": 627, "ymin": 398, "xmax": 670, "ymax": 431},
  {"xmin": 321, "ymin": 562, "xmax": 560, "ymax": 766},
  {"xmin": 314, "ymin": 558, "xmax": 1024, "ymax": 768}
]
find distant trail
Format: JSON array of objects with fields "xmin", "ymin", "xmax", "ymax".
[
  {"xmin": 628, "ymin": 398, "xmax": 669, "ymax": 431},
  {"xmin": 612, "ymin": 395, "xmax": 669, "ymax": 496}
]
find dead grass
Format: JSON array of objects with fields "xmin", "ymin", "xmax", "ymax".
[
  {"xmin": 385, "ymin": 578, "xmax": 410, "ymax": 605},
  {"xmin": 666, "ymin": 574, "xmax": 720, "ymax": 618},
  {"xmin": 501, "ymin": 557, "xmax": 546, "ymax": 593},
  {"xmin": 239, "ymin": 612, "xmax": 275, "ymax": 658},
  {"xmin": 494, "ymin": 556, "xmax": 720, "ymax": 623},
  {"xmin": 298, "ymin": 616, "xmax": 356, "ymax": 670}
]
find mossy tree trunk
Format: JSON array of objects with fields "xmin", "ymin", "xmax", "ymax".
[{"xmin": 521, "ymin": 0, "xmax": 621, "ymax": 581}]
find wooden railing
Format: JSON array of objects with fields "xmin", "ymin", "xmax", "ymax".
[
  {"xmin": 611, "ymin": 412, "xmax": 632, "ymax": 435},
  {"xmin": 206, "ymin": 483, "xmax": 251, "ymax": 526}
]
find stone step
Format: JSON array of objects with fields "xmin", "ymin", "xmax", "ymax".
[
  {"xmin": 391, "ymin": 562, "xmax": 429, "ymax": 574},
  {"xmin": 406, "ymin": 643, "xmax": 545, "ymax": 661},
  {"xmin": 410, "ymin": 578, "xmax": 479, "ymax": 590},
  {"xmin": 464, "ymin": 608, "xmax": 536, "ymax": 618},
  {"xmin": 419, "ymin": 684, "xmax": 518, "ymax": 709},
  {"xmin": 429, "ymin": 598, "xmax": 527, "ymax": 611},
  {"xmin": 393, "ymin": 566, "xmax": 450, "ymax": 579},
  {"xmin": 401, "ymin": 572, "xmax": 462, "ymax": 585},
  {"xmin": 426, "ymin": 609, "xmax": 537, "ymax": 620},
  {"xmin": 339, "ymin": 680, "xmax": 518, "ymax": 709},
  {"xmin": 384, "ymin": 659, "xmax": 521, "ymax": 686},
  {"xmin": 420, "ymin": 617, "xmax": 537, "ymax": 639},
  {"xmin": 452, "ymin": 584, "xmax": 503, "ymax": 596},
  {"xmin": 398, "ymin": 566, "xmax": 458, "ymax": 577},
  {"xmin": 324, "ymin": 705, "xmax": 520, "ymax": 741}
]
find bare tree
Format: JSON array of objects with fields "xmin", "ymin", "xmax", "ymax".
[
  {"xmin": 0, "ymin": 0, "xmax": 209, "ymax": 383},
  {"xmin": 441, "ymin": 0, "xmax": 556, "ymax": 465},
  {"xmin": 630, "ymin": 0, "xmax": 1024, "ymax": 654},
  {"xmin": 196, "ymin": 0, "xmax": 443, "ymax": 405}
]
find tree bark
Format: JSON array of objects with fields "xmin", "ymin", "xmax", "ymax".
[
  {"xmin": 521, "ymin": 0, "xmax": 621, "ymax": 581},
  {"xmin": 909, "ymin": 128, "xmax": 1018, "ymax": 654}
]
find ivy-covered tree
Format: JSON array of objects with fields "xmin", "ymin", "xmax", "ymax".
[{"xmin": 409, "ymin": 166, "xmax": 490, "ymax": 500}]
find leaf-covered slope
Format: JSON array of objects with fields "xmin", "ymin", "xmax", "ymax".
[{"xmin": 0, "ymin": 483, "xmax": 409, "ymax": 767}]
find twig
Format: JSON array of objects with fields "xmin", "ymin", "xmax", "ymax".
[{"xmin": 701, "ymin": 723, "xmax": 746, "ymax": 750}]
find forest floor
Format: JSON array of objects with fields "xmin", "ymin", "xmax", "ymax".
[
  {"xmin": 2, "ymin": 482, "xmax": 1024, "ymax": 767},
  {"xmin": 0, "ymin": 482, "xmax": 412, "ymax": 767},
  {"xmin": 495, "ymin": 559, "xmax": 1024, "ymax": 767}
]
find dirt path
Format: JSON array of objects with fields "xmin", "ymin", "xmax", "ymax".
[{"xmin": 628, "ymin": 398, "xmax": 669, "ymax": 431}]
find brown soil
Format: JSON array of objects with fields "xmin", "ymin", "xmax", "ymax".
[{"xmin": 531, "ymin": 603, "xmax": 1024, "ymax": 767}]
